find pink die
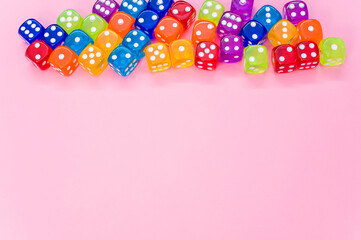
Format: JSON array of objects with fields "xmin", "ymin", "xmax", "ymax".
[{"xmin": 92, "ymin": 0, "xmax": 119, "ymax": 22}]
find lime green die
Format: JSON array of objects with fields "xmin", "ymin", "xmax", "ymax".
[
  {"xmin": 244, "ymin": 45, "xmax": 268, "ymax": 74},
  {"xmin": 319, "ymin": 37, "xmax": 346, "ymax": 66},
  {"xmin": 198, "ymin": 0, "xmax": 225, "ymax": 25},
  {"xmin": 81, "ymin": 14, "xmax": 108, "ymax": 41},
  {"xmin": 57, "ymin": 9, "xmax": 83, "ymax": 34}
]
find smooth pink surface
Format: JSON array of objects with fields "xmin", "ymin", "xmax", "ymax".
[{"xmin": 1, "ymin": 0, "xmax": 361, "ymax": 239}]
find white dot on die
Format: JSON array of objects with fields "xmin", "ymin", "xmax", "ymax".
[
  {"xmin": 249, "ymin": 56, "xmax": 255, "ymax": 62},
  {"xmin": 209, "ymin": 54, "xmax": 214, "ymax": 59},
  {"xmin": 34, "ymin": 43, "xmax": 40, "ymax": 48},
  {"xmin": 279, "ymin": 56, "xmax": 285, "ymax": 62},
  {"xmin": 75, "ymin": 37, "xmax": 80, "ymax": 42},
  {"xmin": 258, "ymin": 47, "xmax": 264, "ymax": 53},
  {"xmin": 331, "ymin": 44, "xmax": 338, "ymax": 50},
  {"xmin": 173, "ymin": 23, "xmax": 178, "ymax": 28},
  {"xmin": 301, "ymin": 53, "xmax": 307, "ymax": 58},
  {"xmin": 50, "ymin": 38, "xmax": 56, "ymax": 43},
  {"xmin": 308, "ymin": 26, "xmax": 314, "ymax": 32},
  {"xmin": 35, "ymin": 54, "xmax": 41, "ymax": 60},
  {"xmin": 311, "ymin": 52, "xmax": 317, "ymax": 57},
  {"xmin": 106, "ymin": 43, "xmax": 111, "ymax": 48},
  {"xmin": 91, "ymin": 27, "xmax": 97, "ymax": 32},
  {"xmin": 160, "ymin": 26, "xmax": 165, "ymax": 30},
  {"xmin": 300, "ymin": 11, "xmax": 306, "ymax": 16},
  {"xmin": 200, "ymin": 43, "xmax": 206, "ymax": 48},
  {"xmin": 59, "ymin": 54, "xmax": 65, "ymax": 60},
  {"xmin": 179, "ymin": 46, "xmax": 185, "ymax": 52},
  {"xmin": 252, "ymin": 34, "xmax": 258, "ymax": 39},
  {"xmin": 150, "ymin": 56, "xmax": 156, "ymax": 61},
  {"xmin": 282, "ymin": 21, "xmax": 287, "ymax": 26},
  {"xmin": 196, "ymin": 30, "xmax": 201, "ymax": 36},
  {"xmin": 207, "ymin": 24, "xmax": 214, "ymax": 29},
  {"xmin": 282, "ymin": 34, "xmax": 288, "ymax": 39},
  {"xmin": 212, "ymin": 12, "xmax": 217, "ymax": 18},
  {"xmin": 287, "ymin": 47, "xmax": 293, "ymax": 52},
  {"xmin": 299, "ymin": 44, "xmax": 305, "ymax": 50},
  {"xmin": 309, "ymin": 43, "xmax": 315, "ymax": 48},
  {"xmin": 172, "ymin": 9, "xmax": 179, "ymax": 15},
  {"xmin": 160, "ymin": 54, "xmax": 165, "ymax": 59},
  {"xmin": 90, "ymin": 59, "xmax": 95, "ymax": 64},
  {"xmin": 199, "ymin": 52, "xmax": 204, "ymax": 57},
  {"xmin": 250, "ymin": 22, "xmax": 256, "ymax": 27},
  {"xmin": 210, "ymin": 45, "xmax": 216, "ymax": 50},
  {"xmin": 118, "ymin": 19, "xmax": 124, "ymax": 25}
]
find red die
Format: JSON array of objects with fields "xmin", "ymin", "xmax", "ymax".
[
  {"xmin": 272, "ymin": 44, "xmax": 297, "ymax": 73},
  {"xmin": 195, "ymin": 42, "xmax": 219, "ymax": 71},
  {"xmin": 296, "ymin": 41, "xmax": 319, "ymax": 70},
  {"xmin": 25, "ymin": 40, "xmax": 53, "ymax": 70},
  {"xmin": 168, "ymin": 1, "xmax": 196, "ymax": 30}
]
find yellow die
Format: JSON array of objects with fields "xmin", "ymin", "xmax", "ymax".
[
  {"xmin": 144, "ymin": 43, "xmax": 171, "ymax": 73},
  {"xmin": 78, "ymin": 45, "xmax": 108, "ymax": 76},
  {"xmin": 169, "ymin": 39, "xmax": 194, "ymax": 69},
  {"xmin": 94, "ymin": 29, "xmax": 122, "ymax": 57},
  {"xmin": 268, "ymin": 20, "xmax": 298, "ymax": 47}
]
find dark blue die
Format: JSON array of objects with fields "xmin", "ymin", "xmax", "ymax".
[
  {"xmin": 135, "ymin": 10, "xmax": 160, "ymax": 39},
  {"xmin": 147, "ymin": 0, "xmax": 174, "ymax": 18},
  {"xmin": 18, "ymin": 19, "xmax": 45, "ymax": 45},
  {"xmin": 239, "ymin": 20, "xmax": 268, "ymax": 47},
  {"xmin": 42, "ymin": 24, "xmax": 68, "ymax": 49},
  {"xmin": 122, "ymin": 29, "xmax": 151, "ymax": 55},
  {"xmin": 63, "ymin": 30, "xmax": 94, "ymax": 56},
  {"xmin": 108, "ymin": 46, "xmax": 140, "ymax": 77},
  {"xmin": 253, "ymin": 5, "xmax": 282, "ymax": 32},
  {"xmin": 119, "ymin": 0, "xmax": 148, "ymax": 19}
]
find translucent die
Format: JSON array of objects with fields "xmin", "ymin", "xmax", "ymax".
[
  {"xmin": 230, "ymin": 0, "xmax": 254, "ymax": 23},
  {"xmin": 57, "ymin": 9, "xmax": 83, "ymax": 34},
  {"xmin": 169, "ymin": 39, "xmax": 194, "ymax": 69},
  {"xmin": 19, "ymin": 19, "xmax": 45, "ymax": 45},
  {"xmin": 296, "ymin": 41, "xmax": 319, "ymax": 70},
  {"xmin": 272, "ymin": 44, "xmax": 298, "ymax": 73},
  {"xmin": 319, "ymin": 37, "xmax": 346, "ymax": 67},
  {"xmin": 217, "ymin": 11, "xmax": 242, "ymax": 38},
  {"xmin": 253, "ymin": 5, "xmax": 282, "ymax": 32},
  {"xmin": 78, "ymin": 45, "xmax": 108, "ymax": 75},
  {"xmin": 168, "ymin": 1, "xmax": 197, "ymax": 30},
  {"xmin": 220, "ymin": 35, "xmax": 243, "ymax": 63},
  {"xmin": 49, "ymin": 46, "xmax": 79, "ymax": 76},
  {"xmin": 244, "ymin": 45, "xmax": 268, "ymax": 74},
  {"xmin": 145, "ymin": 43, "xmax": 172, "ymax": 73},
  {"xmin": 94, "ymin": 29, "xmax": 123, "ymax": 57},
  {"xmin": 154, "ymin": 17, "xmax": 184, "ymax": 45},
  {"xmin": 268, "ymin": 20, "xmax": 298, "ymax": 47},
  {"xmin": 108, "ymin": 12, "xmax": 135, "ymax": 38},
  {"xmin": 64, "ymin": 30, "xmax": 94, "ymax": 56},
  {"xmin": 108, "ymin": 46, "xmax": 140, "ymax": 76},
  {"xmin": 297, "ymin": 19, "xmax": 323, "ymax": 45},
  {"xmin": 283, "ymin": 1, "xmax": 309, "ymax": 26},
  {"xmin": 92, "ymin": 0, "xmax": 119, "ymax": 22},
  {"xmin": 192, "ymin": 20, "xmax": 216, "ymax": 47},
  {"xmin": 198, "ymin": 0, "xmax": 225, "ymax": 25},
  {"xmin": 25, "ymin": 40, "xmax": 53, "ymax": 70},
  {"xmin": 81, "ymin": 14, "xmax": 108, "ymax": 41},
  {"xmin": 195, "ymin": 41, "xmax": 219, "ymax": 71}
]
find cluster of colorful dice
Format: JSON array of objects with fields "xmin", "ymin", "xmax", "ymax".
[{"xmin": 18, "ymin": 0, "xmax": 346, "ymax": 77}]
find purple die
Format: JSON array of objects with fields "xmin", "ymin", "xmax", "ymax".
[
  {"xmin": 230, "ymin": 0, "xmax": 254, "ymax": 23},
  {"xmin": 217, "ymin": 11, "xmax": 243, "ymax": 38},
  {"xmin": 92, "ymin": 0, "xmax": 119, "ymax": 22},
  {"xmin": 220, "ymin": 35, "xmax": 243, "ymax": 63},
  {"xmin": 283, "ymin": 1, "xmax": 309, "ymax": 26}
]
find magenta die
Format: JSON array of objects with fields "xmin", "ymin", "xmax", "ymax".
[
  {"xmin": 217, "ymin": 11, "xmax": 243, "ymax": 38},
  {"xmin": 92, "ymin": 0, "xmax": 119, "ymax": 22},
  {"xmin": 283, "ymin": 1, "xmax": 309, "ymax": 26},
  {"xmin": 220, "ymin": 35, "xmax": 243, "ymax": 63},
  {"xmin": 230, "ymin": 0, "xmax": 254, "ymax": 23}
]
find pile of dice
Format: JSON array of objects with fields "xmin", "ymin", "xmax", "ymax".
[{"xmin": 18, "ymin": 0, "xmax": 346, "ymax": 76}]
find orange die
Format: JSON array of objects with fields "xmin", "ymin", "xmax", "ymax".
[
  {"xmin": 94, "ymin": 29, "xmax": 122, "ymax": 57},
  {"xmin": 154, "ymin": 16, "xmax": 184, "ymax": 45},
  {"xmin": 145, "ymin": 43, "xmax": 171, "ymax": 73},
  {"xmin": 297, "ymin": 19, "xmax": 323, "ymax": 45},
  {"xmin": 49, "ymin": 46, "xmax": 79, "ymax": 76},
  {"xmin": 169, "ymin": 39, "xmax": 194, "ymax": 68},
  {"xmin": 108, "ymin": 12, "xmax": 135, "ymax": 38},
  {"xmin": 268, "ymin": 20, "xmax": 298, "ymax": 47},
  {"xmin": 192, "ymin": 20, "xmax": 216, "ymax": 47},
  {"xmin": 78, "ymin": 45, "xmax": 108, "ymax": 76}
]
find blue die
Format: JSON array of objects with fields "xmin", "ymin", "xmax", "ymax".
[
  {"xmin": 108, "ymin": 46, "xmax": 140, "ymax": 77},
  {"xmin": 64, "ymin": 30, "xmax": 94, "ymax": 56},
  {"xmin": 147, "ymin": 0, "xmax": 174, "ymax": 18},
  {"xmin": 239, "ymin": 20, "xmax": 268, "ymax": 47},
  {"xmin": 42, "ymin": 24, "xmax": 68, "ymax": 49},
  {"xmin": 122, "ymin": 29, "xmax": 151, "ymax": 55},
  {"xmin": 135, "ymin": 10, "xmax": 160, "ymax": 39},
  {"xmin": 253, "ymin": 5, "xmax": 282, "ymax": 32},
  {"xmin": 119, "ymin": 0, "xmax": 147, "ymax": 19},
  {"xmin": 18, "ymin": 19, "xmax": 45, "ymax": 45}
]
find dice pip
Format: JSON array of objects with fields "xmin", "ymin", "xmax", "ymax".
[
  {"xmin": 19, "ymin": 19, "xmax": 45, "ymax": 45},
  {"xmin": 25, "ymin": 40, "xmax": 53, "ymax": 70}
]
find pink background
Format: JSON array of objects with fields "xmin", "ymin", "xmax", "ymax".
[{"xmin": 1, "ymin": 0, "xmax": 361, "ymax": 239}]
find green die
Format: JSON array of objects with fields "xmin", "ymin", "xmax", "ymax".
[
  {"xmin": 81, "ymin": 14, "xmax": 108, "ymax": 41},
  {"xmin": 319, "ymin": 37, "xmax": 346, "ymax": 66},
  {"xmin": 198, "ymin": 0, "xmax": 225, "ymax": 25},
  {"xmin": 57, "ymin": 9, "xmax": 83, "ymax": 34},
  {"xmin": 244, "ymin": 45, "xmax": 268, "ymax": 74}
]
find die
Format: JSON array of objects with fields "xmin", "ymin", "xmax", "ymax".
[
  {"xmin": 271, "ymin": 44, "xmax": 297, "ymax": 73},
  {"xmin": 108, "ymin": 46, "xmax": 140, "ymax": 76},
  {"xmin": 319, "ymin": 37, "xmax": 346, "ymax": 67},
  {"xmin": 18, "ymin": 19, "xmax": 45, "ymax": 45},
  {"xmin": 25, "ymin": 40, "xmax": 53, "ymax": 70},
  {"xmin": 268, "ymin": 20, "xmax": 298, "ymax": 47},
  {"xmin": 57, "ymin": 9, "xmax": 83, "ymax": 34},
  {"xmin": 81, "ymin": 14, "xmax": 108, "ymax": 41},
  {"xmin": 198, "ymin": 0, "xmax": 225, "ymax": 25},
  {"xmin": 145, "ymin": 43, "xmax": 171, "ymax": 72},
  {"xmin": 92, "ymin": 0, "xmax": 119, "ymax": 22},
  {"xmin": 42, "ymin": 24, "xmax": 68, "ymax": 50},
  {"xmin": 64, "ymin": 29, "xmax": 94, "ymax": 56},
  {"xmin": 108, "ymin": 11, "xmax": 135, "ymax": 38},
  {"xmin": 296, "ymin": 41, "xmax": 319, "ymax": 70},
  {"xmin": 195, "ymin": 42, "xmax": 219, "ymax": 71},
  {"xmin": 297, "ymin": 19, "xmax": 323, "ymax": 45},
  {"xmin": 122, "ymin": 29, "xmax": 151, "ymax": 56},
  {"xmin": 253, "ymin": 5, "xmax": 282, "ymax": 32},
  {"xmin": 283, "ymin": 1, "xmax": 309, "ymax": 26},
  {"xmin": 239, "ymin": 20, "xmax": 267, "ymax": 47},
  {"xmin": 154, "ymin": 17, "xmax": 184, "ymax": 45},
  {"xmin": 147, "ymin": 0, "xmax": 174, "ymax": 18},
  {"xmin": 169, "ymin": 39, "xmax": 194, "ymax": 68},
  {"xmin": 230, "ymin": 0, "xmax": 254, "ymax": 23},
  {"xmin": 78, "ymin": 45, "xmax": 108, "ymax": 75},
  {"xmin": 216, "ymin": 11, "xmax": 242, "ymax": 38},
  {"xmin": 94, "ymin": 29, "xmax": 123, "ymax": 57},
  {"xmin": 49, "ymin": 46, "xmax": 79, "ymax": 76},
  {"xmin": 220, "ymin": 35, "xmax": 243, "ymax": 63},
  {"xmin": 135, "ymin": 10, "xmax": 160, "ymax": 39},
  {"xmin": 168, "ymin": 1, "xmax": 196, "ymax": 30},
  {"xmin": 119, "ymin": 0, "xmax": 147, "ymax": 19},
  {"xmin": 192, "ymin": 20, "xmax": 216, "ymax": 47},
  {"xmin": 244, "ymin": 45, "xmax": 268, "ymax": 74}
]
